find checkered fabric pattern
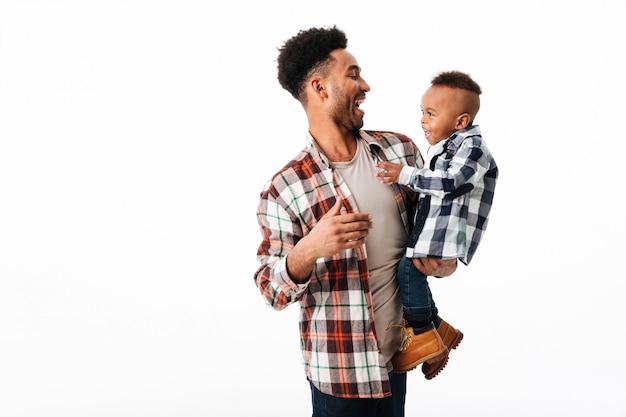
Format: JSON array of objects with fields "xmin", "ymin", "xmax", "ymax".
[
  {"xmin": 254, "ymin": 130, "xmax": 421, "ymax": 398},
  {"xmin": 399, "ymin": 125, "xmax": 499, "ymax": 264}
]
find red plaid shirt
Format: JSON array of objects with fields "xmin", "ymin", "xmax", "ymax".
[{"xmin": 254, "ymin": 130, "xmax": 421, "ymax": 398}]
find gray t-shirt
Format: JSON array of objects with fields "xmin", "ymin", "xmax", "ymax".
[{"xmin": 333, "ymin": 140, "xmax": 407, "ymax": 367}]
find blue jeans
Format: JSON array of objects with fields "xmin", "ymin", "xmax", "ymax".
[
  {"xmin": 309, "ymin": 372, "xmax": 406, "ymax": 417},
  {"xmin": 397, "ymin": 256, "xmax": 439, "ymax": 327}
]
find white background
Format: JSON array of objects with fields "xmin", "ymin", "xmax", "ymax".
[{"xmin": 1, "ymin": 1, "xmax": 625, "ymax": 416}]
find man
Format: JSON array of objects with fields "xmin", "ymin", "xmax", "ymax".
[{"xmin": 254, "ymin": 26, "xmax": 457, "ymax": 416}]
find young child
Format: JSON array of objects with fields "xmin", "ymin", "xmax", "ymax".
[{"xmin": 377, "ymin": 71, "xmax": 499, "ymax": 379}]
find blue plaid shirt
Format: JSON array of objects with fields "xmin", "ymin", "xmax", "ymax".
[{"xmin": 399, "ymin": 125, "xmax": 498, "ymax": 264}]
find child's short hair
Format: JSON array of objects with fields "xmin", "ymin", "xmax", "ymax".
[{"xmin": 431, "ymin": 71, "xmax": 482, "ymax": 95}]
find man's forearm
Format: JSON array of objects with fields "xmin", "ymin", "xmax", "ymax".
[{"xmin": 285, "ymin": 242, "xmax": 316, "ymax": 284}]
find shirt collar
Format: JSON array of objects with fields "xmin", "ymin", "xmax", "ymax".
[
  {"xmin": 426, "ymin": 140, "xmax": 447, "ymax": 167},
  {"xmin": 306, "ymin": 130, "xmax": 377, "ymax": 168},
  {"xmin": 446, "ymin": 124, "xmax": 481, "ymax": 153}
]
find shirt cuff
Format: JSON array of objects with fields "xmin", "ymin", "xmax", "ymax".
[
  {"xmin": 398, "ymin": 165, "xmax": 417, "ymax": 185},
  {"xmin": 276, "ymin": 257, "xmax": 309, "ymax": 295}
]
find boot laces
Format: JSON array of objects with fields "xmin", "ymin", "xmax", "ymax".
[{"xmin": 386, "ymin": 320, "xmax": 412, "ymax": 351}]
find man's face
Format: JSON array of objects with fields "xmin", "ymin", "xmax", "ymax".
[{"xmin": 326, "ymin": 49, "xmax": 370, "ymax": 132}]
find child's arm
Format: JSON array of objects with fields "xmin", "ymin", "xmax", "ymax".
[
  {"xmin": 376, "ymin": 161, "xmax": 403, "ymax": 183},
  {"xmin": 378, "ymin": 138, "xmax": 490, "ymax": 200}
]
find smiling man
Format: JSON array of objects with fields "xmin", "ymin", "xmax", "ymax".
[{"xmin": 253, "ymin": 26, "xmax": 458, "ymax": 417}]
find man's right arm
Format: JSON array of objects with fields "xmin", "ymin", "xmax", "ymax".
[
  {"xmin": 255, "ymin": 197, "xmax": 372, "ymax": 307},
  {"xmin": 287, "ymin": 198, "xmax": 373, "ymax": 283}
]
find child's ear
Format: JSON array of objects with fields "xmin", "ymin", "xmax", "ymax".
[{"xmin": 455, "ymin": 113, "xmax": 471, "ymax": 130}]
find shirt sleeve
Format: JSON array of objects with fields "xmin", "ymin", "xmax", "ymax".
[
  {"xmin": 400, "ymin": 138, "xmax": 490, "ymax": 200},
  {"xmin": 254, "ymin": 183, "xmax": 309, "ymax": 310}
]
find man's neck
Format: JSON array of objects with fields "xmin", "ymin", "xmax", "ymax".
[{"xmin": 309, "ymin": 127, "xmax": 358, "ymax": 162}]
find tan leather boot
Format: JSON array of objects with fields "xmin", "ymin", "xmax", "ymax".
[
  {"xmin": 389, "ymin": 322, "xmax": 448, "ymax": 373},
  {"xmin": 422, "ymin": 319, "xmax": 463, "ymax": 380}
]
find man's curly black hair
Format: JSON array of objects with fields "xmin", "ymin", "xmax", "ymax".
[
  {"xmin": 277, "ymin": 26, "xmax": 348, "ymax": 101},
  {"xmin": 431, "ymin": 71, "xmax": 482, "ymax": 95}
]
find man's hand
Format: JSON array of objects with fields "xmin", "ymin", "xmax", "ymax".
[
  {"xmin": 376, "ymin": 161, "xmax": 403, "ymax": 184},
  {"xmin": 287, "ymin": 198, "xmax": 372, "ymax": 283},
  {"xmin": 412, "ymin": 257, "xmax": 458, "ymax": 278}
]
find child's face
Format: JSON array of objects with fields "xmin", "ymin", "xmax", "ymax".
[{"xmin": 420, "ymin": 86, "xmax": 466, "ymax": 146}]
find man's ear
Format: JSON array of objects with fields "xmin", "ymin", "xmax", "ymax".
[
  {"xmin": 311, "ymin": 78, "xmax": 327, "ymax": 98},
  {"xmin": 455, "ymin": 113, "xmax": 471, "ymax": 130}
]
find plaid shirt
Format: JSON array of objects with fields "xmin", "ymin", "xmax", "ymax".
[
  {"xmin": 254, "ymin": 130, "xmax": 421, "ymax": 399},
  {"xmin": 399, "ymin": 125, "xmax": 498, "ymax": 264}
]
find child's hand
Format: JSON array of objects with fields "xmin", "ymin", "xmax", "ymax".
[{"xmin": 376, "ymin": 161, "xmax": 402, "ymax": 184}]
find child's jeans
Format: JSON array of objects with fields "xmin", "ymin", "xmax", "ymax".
[{"xmin": 397, "ymin": 256, "xmax": 439, "ymax": 327}]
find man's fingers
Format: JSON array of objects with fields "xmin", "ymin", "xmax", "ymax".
[
  {"xmin": 412, "ymin": 257, "xmax": 457, "ymax": 277},
  {"xmin": 323, "ymin": 198, "xmax": 372, "ymax": 225},
  {"xmin": 344, "ymin": 229, "xmax": 369, "ymax": 243},
  {"xmin": 323, "ymin": 198, "xmax": 343, "ymax": 218},
  {"xmin": 341, "ymin": 217, "xmax": 372, "ymax": 231}
]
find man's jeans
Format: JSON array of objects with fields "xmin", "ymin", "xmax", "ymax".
[{"xmin": 309, "ymin": 372, "xmax": 406, "ymax": 417}]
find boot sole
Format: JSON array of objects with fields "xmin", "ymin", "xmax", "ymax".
[
  {"xmin": 424, "ymin": 330, "xmax": 464, "ymax": 380},
  {"xmin": 393, "ymin": 347, "xmax": 449, "ymax": 373}
]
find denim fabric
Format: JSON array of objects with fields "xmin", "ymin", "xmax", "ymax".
[
  {"xmin": 397, "ymin": 256, "xmax": 438, "ymax": 327},
  {"xmin": 310, "ymin": 372, "xmax": 407, "ymax": 417}
]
